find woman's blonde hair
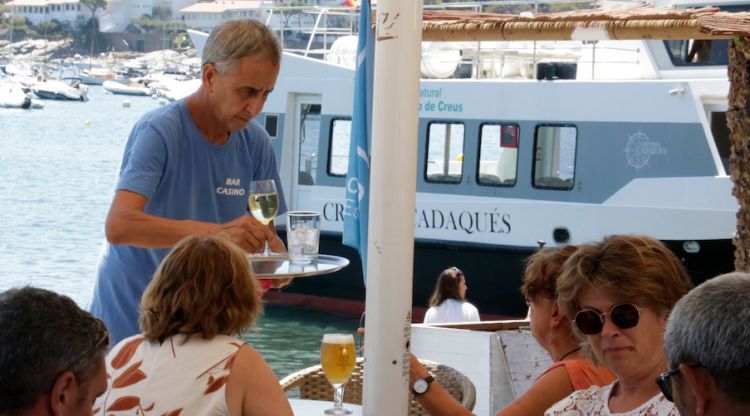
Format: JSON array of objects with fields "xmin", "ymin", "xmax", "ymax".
[
  {"xmin": 139, "ymin": 235, "xmax": 262, "ymax": 341},
  {"xmin": 557, "ymin": 234, "xmax": 692, "ymax": 322}
]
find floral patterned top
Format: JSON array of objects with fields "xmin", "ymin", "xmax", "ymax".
[
  {"xmin": 94, "ymin": 333, "xmax": 243, "ymax": 416},
  {"xmin": 545, "ymin": 382, "xmax": 678, "ymax": 416}
]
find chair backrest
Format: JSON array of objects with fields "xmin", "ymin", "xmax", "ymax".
[{"xmin": 280, "ymin": 358, "xmax": 476, "ymax": 415}]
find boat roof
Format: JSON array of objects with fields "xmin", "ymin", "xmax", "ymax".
[{"xmin": 421, "ymin": 4, "xmax": 750, "ymax": 41}]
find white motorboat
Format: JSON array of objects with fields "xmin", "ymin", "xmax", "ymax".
[
  {"xmin": 102, "ymin": 80, "xmax": 152, "ymax": 96},
  {"xmin": 0, "ymin": 80, "xmax": 44, "ymax": 109},
  {"xmin": 79, "ymin": 68, "xmax": 127, "ymax": 86},
  {"xmin": 32, "ymin": 79, "xmax": 88, "ymax": 101}
]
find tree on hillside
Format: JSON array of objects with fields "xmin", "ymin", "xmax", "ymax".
[
  {"xmin": 79, "ymin": 0, "xmax": 106, "ymax": 55},
  {"xmin": 151, "ymin": 4, "xmax": 171, "ymax": 20}
]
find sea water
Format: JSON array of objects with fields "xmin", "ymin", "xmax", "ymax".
[{"xmin": 0, "ymin": 85, "xmax": 359, "ymax": 380}]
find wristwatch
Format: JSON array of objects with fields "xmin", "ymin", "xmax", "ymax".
[{"xmin": 412, "ymin": 374, "xmax": 435, "ymax": 396}]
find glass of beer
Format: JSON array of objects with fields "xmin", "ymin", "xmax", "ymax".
[{"xmin": 320, "ymin": 333, "xmax": 356, "ymax": 415}]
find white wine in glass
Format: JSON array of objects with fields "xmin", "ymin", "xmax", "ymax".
[
  {"xmin": 248, "ymin": 179, "xmax": 279, "ymax": 254},
  {"xmin": 320, "ymin": 333, "xmax": 356, "ymax": 415}
]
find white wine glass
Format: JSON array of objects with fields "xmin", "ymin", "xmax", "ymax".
[
  {"xmin": 248, "ymin": 179, "xmax": 279, "ymax": 255},
  {"xmin": 320, "ymin": 333, "xmax": 356, "ymax": 415}
]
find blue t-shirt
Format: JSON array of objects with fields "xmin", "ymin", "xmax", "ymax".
[{"xmin": 90, "ymin": 99, "xmax": 286, "ymax": 344}]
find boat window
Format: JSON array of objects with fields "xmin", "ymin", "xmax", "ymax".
[
  {"xmin": 711, "ymin": 112, "xmax": 730, "ymax": 173},
  {"xmin": 533, "ymin": 125, "xmax": 577, "ymax": 190},
  {"xmin": 477, "ymin": 123, "xmax": 519, "ymax": 187},
  {"xmin": 663, "ymin": 39, "xmax": 728, "ymax": 66},
  {"xmin": 298, "ymin": 103, "xmax": 321, "ymax": 185},
  {"xmin": 264, "ymin": 114, "xmax": 278, "ymax": 139},
  {"xmin": 328, "ymin": 118, "xmax": 352, "ymax": 176},
  {"xmin": 425, "ymin": 122, "xmax": 465, "ymax": 183}
]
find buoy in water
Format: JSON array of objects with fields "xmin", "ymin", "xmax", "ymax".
[{"xmin": 123, "ymin": 100, "xmax": 131, "ymax": 108}]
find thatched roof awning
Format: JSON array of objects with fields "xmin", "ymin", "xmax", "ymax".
[{"xmin": 422, "ymin": 4, "xmax": 750, "ymax": 41}]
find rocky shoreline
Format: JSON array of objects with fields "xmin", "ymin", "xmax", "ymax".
[{"xmin": 1, "ymin": 38, "xmax": 200, "ymax": 74}]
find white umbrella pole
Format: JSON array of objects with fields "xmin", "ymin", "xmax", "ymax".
[{"xmin": 362, "ymin": 0, "xmax": 422, "ymax": 414}]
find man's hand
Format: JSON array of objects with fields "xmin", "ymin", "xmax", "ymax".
[{"xmin": 214, "ymin": 215, "xmax": 274, "ymax": 253}]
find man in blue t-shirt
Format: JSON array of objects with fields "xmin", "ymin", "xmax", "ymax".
[{"xmin": 90, "ymin": 20, "xmax": 288, "ymax": 344}]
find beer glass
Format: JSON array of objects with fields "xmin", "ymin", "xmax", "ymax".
[{"xmin": 320, "ymin": 333, "xmax": 356, "ymax": 415}]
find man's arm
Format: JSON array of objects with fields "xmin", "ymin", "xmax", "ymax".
[{"xmin": 105, "ymin": 189, "xmax": 274, "ymax": 253}]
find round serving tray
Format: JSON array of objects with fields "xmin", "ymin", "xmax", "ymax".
[{"xmin": 248, "ymin": 254, "xmax": 350, "ymax": 279}]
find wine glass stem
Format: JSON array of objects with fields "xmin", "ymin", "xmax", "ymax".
[{"xmin": 263, "ymin": 240, "xmax": 270, "ymax": 256}]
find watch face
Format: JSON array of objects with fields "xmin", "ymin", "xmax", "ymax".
[{"xmin": 413, "ymin": 379, "xmax": 428, "ymax": 394}]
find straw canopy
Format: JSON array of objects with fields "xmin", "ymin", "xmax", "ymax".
[{"xmin": 422, "ymin": 4, "xmax": 750, "ymax": 41}]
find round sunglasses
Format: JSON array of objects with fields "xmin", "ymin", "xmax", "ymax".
[{"xmin": 573, "ymin": 303, "xmax": 643, "ymax": 335}]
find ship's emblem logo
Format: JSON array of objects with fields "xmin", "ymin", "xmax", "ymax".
[{"xmin": 625, "ymin": 132, "xmax": 667, "ymax": 169}]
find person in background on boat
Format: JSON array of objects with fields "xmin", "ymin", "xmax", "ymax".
[
  {"xmin": 90, "ymin": 19, "xmax": 289, "ymax": 345},
  {"xmin": 659, "ymin": 272, "xmax": 750, "ymax": 416},
  {"xmin": 96, "ymin": 235, "xmax": 293, "ymax": 416},
  {"xmin": 0, "ymin": 286, "xmax": 109, "ymax": 416},
  {"xmin": 545, "ymin": 234, "xmax": 693, "ymax": 416},
  {"xmin": 423, "ymin": 267, "xmax": 480, "ymax": 324},
  {"xmin": 408, "ymin": 246, "xmax": 614, "ymax": 416}
]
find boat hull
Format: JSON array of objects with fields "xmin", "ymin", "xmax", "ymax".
[{"xmin": 277, "ymin": 231, "xmax": 735, "ymax": 318}]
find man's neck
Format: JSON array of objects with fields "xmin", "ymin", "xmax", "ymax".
[{"xmin": 185, "ymin": 89, "xmax": 230, "ymax": 145}]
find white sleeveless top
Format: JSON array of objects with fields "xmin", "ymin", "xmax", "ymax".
[
  {"xmin": 95, "ymin": 333, "xmax": 244, "ymax": 416},
  {"xmin": 423, "ymin": 299, "xmax": 480, "ymax": 324},
  {"xmin": 545, "ymin": 382, "xmax": 678, "ymax": 416}
]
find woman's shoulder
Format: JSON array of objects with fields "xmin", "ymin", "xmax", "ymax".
[{"xmin": 556, "ymin": 359, "xmax": 616, "ymax": 389}]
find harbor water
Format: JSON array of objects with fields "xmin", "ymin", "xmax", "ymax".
[{"xmin": 0, "ymin": 85, "xmax": 360, "ymax": 380}]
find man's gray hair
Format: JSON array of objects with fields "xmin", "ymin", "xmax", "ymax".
[
  {"xmin": 202, "ymin": 19, "xmax": 281, "ymax": 74},
  {"xmin": 0, "ymin": 286, "xmax": 109, "ymax": 413},
  {"xmin": 664, "ymin": 272, "xmax": 750, "ymax": 404}
]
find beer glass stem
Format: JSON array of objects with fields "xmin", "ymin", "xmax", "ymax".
[{"xmin": 325, "ymin": 383, "xmax": 350, "ymax": 415}]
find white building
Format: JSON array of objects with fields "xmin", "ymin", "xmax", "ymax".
[
  {"xmin": 6, "ymin": 0, "xmax": 84, "ymax": 26},
  {"xmin": 5, "ymin": 0, "xmax": 347, "ymax": 34},
  {"xmin": 179, "ymin": 0, "xmax": 349, "ymax": 34},
  {"xmin": 98, "ymin": 0, "xmax": 171, "ymax": 32},
  {"xmin": 180, "ymin": 0, "xmax": 274, "ymax": 32}
]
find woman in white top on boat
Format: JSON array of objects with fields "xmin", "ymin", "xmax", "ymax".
[{"xmin": 423, "ymin": 267, "xmax": 480, "ymax": 324}]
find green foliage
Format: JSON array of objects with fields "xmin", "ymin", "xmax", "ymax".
[
  {"xmin": 151, "ymin": 4, "xmax": 171, "ymax": 20},
  {"xmin": 0, "ymin": 15, "xmax": 33, "ymax": 40},
  {"xmin": 32, "ymin": 19, "xmax": 73, "ymax": 40},
  {"xmin": 173, "ymin": 31, "xmax": 190, "ymax": 49},
  {"xmin": 80, "ymin": 0, "xmax": 107, "ymax": 15},
  {"xmin": 129, "ymin": 15, "xmax": 185, "ymax": 32}
]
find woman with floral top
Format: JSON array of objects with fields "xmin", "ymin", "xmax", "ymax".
[
  {"xmin": 94, "ymin": 235, "xmax": 292, "ymax": 416},
  {"xmin": 546, "ymin": 234, "xmax": 693, "ymax": 416}
]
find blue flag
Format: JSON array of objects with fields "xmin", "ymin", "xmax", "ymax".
[{"xmin": 342, "ymin": 0, "xmax": 374, "ymax": 284}]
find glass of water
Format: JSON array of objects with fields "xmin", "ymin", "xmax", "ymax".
[{"xmin": 286, "ymin": 211, "xmax": 321, "ymax": 263}]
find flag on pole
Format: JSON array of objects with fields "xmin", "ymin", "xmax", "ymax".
[{"xmin": 343, "ymin": 0, "xmax": 374, "ymax": 283}]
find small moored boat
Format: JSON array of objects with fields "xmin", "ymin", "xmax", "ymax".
[
  {"xmin": 102, "ymin": 80, "xmax": 152, "ymax": 96},
  {"xmin": 32, "ymin": 79, "xmax": 88, "ymax": 101}
]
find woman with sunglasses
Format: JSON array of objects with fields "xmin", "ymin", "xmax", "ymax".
[
  {"xmin": 408, "ymin": 247, "xmax": 613, "ymax": 416},
  {"xmin": 546, "ymin": 234, "xmax": 693, "ymax": 416},
  {"xmin": 423, "ymin": 267, "xmax": 480, "ymax": 324}
]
